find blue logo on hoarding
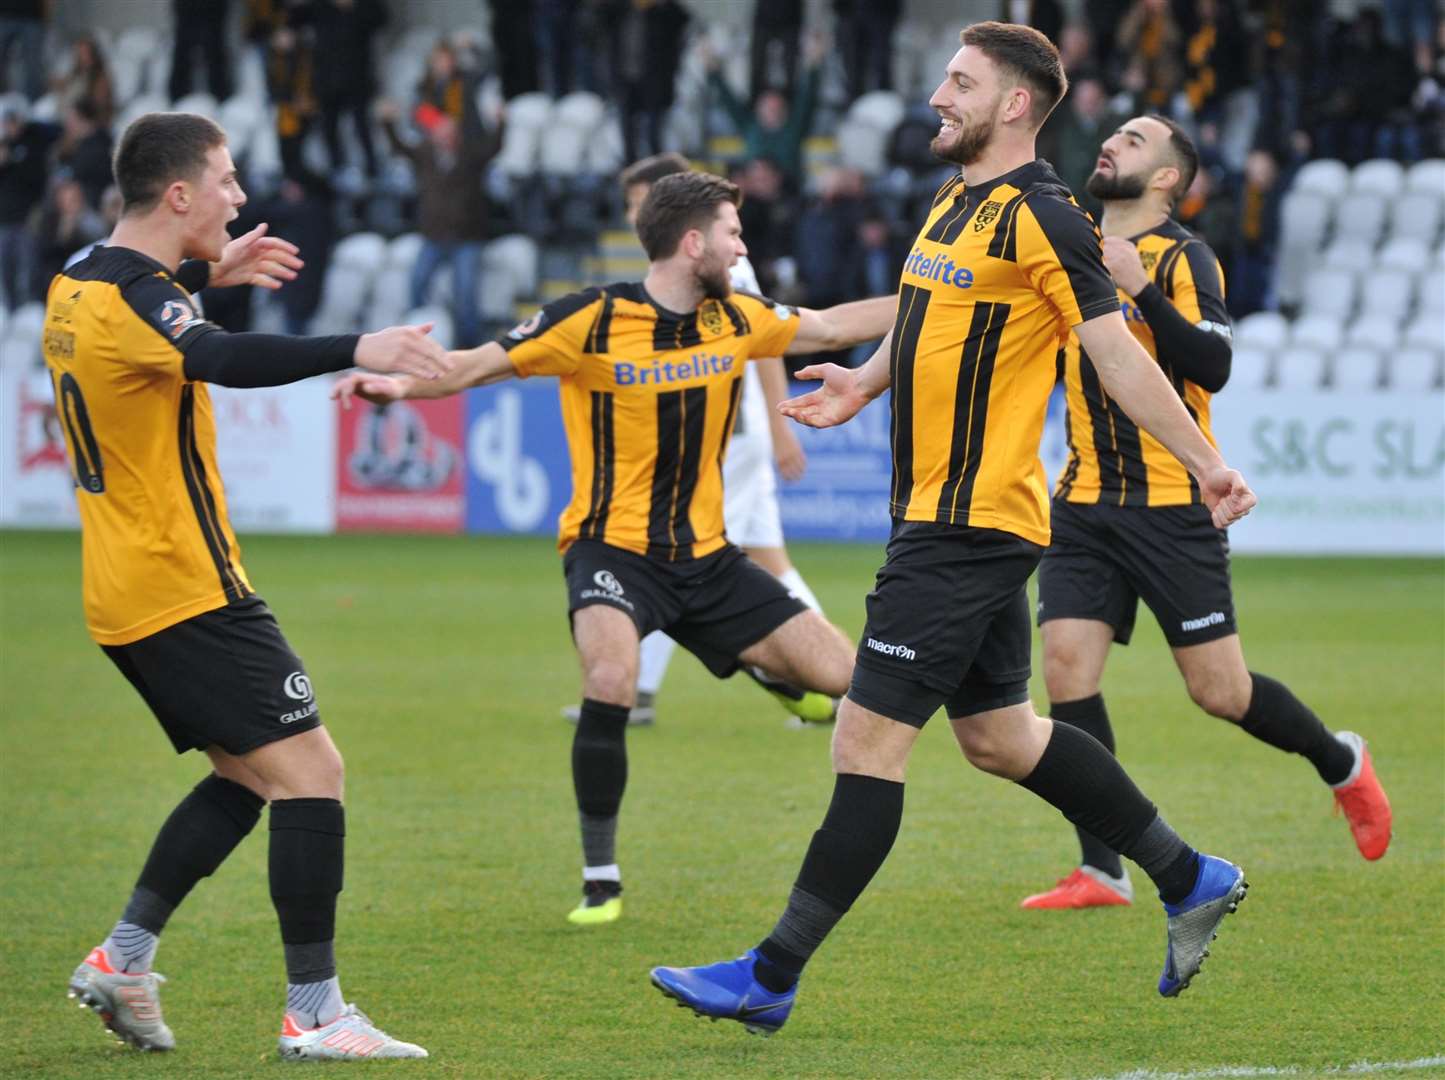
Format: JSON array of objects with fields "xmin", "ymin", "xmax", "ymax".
[{"xmin": 464, "ymin": 383, "xmax": 572, "ymax": 536}]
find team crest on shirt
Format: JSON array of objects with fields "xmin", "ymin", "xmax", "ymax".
[
  {"xmin": 973, "ymin": 200, "xmax": 1003, "ymax": 231},
  {"xmin": 507, "ymin": 311, "xmax": 544, "ymax": 340},
  {"xmin": 1140, "ymin": 249, "xmax": 1159, "ymax": 273},
  {"xmin": 152, "ymin": 298, "xmax": 206, "ymax": 340},
  {"xmin": 700, "ymin": 301, "xmax": 724, "ymax": 336}
]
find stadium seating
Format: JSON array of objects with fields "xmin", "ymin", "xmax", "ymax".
[
  {"xmin": 1387, "ymin": 191, "xmax": 1443, "ymax": 245},
  {"xmin": 1329, "ymin": 346, "xmax": 1383, "ymax": 391},
  {"xmin": 1228, "ymin": 345, "xmax": 1273, "ymax": 391},
  {"xmin": 1235, "ymin": 311, "xmax": 1289, "ymax": 351},
  {"xmin": 1344, "ymin": 314, "xmax": 1401, "ymax": 350},
  {"xmin": 1292, "ymin": 158, "xmax": 1350, "ymax": 198},
  {"xmin": 1321, "ymin": 238, "xmax": 1373, "ymax": 271},
  {"xmin": 401, "ymin": 305, "xmax": 454, "ymax": 349},
  {"xmin": 1357, "ymin": 269, "xmax": 1415, "ymax": 323},
  {"xmin": 1386, "ymin": 347, "xmax": 1443, "ymax": 390},
  {"xmin": 1349, "ymin": 159, "xmax": 1405, "ymax": 198},
  {"xmin": 1299, "ymin": 268, "xmax": 1357, "ymax": 318},
  {"xmin": 1376, "ymin": 237, "xmax": 1432, "ymax": 273},
  {"xmin": 1402, "ymin": 311, "xmax": 1444, "ymax": 350},
  {"xmin": 333, "ymin": 232, "xmax": 389, "ymax": 277},
  {"xmin": 1406, "ymin": 158, "xmax": 1445, "ymax": 195},
  {"xmin": 1289, "ymin": 313, "xmax": 1344, "ymax": 351},
  {"xmin": 1272, "ymin": 346, "xmax": 1328, "ymax": 390}
]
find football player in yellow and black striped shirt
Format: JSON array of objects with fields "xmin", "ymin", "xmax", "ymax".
[
  {"xmin": 652, "ymin": 23, "xmax": 1261, "ymax": 1033},
  {"xmin": 1025, "ymin": 116, "xmax": 1391, "ymax": 911},
  {"xmin": 51, "ymin": 112, "xmax": 445, "ymax": 1060},
  {"xmin": 334, "ymin": 170, "xmax": 895, "ymax": 926}
]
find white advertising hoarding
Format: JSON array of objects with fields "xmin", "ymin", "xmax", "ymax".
[
  {"xmin": 1211, "ymin": 388, "xmax": 1443, "ymax": 556},
  {"xmin": 0, "ymin": 367, "xmax": 336, "ymax": 533}
]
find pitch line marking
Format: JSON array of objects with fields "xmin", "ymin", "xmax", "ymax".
[{"xmin": 1093, "ymin": 1056, "xmax": 1445, "ymax": 1080}]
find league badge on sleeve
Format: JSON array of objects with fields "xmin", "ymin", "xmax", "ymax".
[
  {"xmin": 152, "ymin": 298, "xmax": 206, "ymax": 341},
  {"xmin": 507, "ymin": 311, "xmax": 545, "ymax": 341}
]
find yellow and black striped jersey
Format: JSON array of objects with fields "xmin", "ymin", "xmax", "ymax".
[
  {"xmin": 890, "ymin": 160, "xmax": 1119, "ymax": 546},
  {"xmin": 1055, "ymin": 219, "xmax": 1228, "ymax": 506},
  {"xmin": 42, "ymin": 247, "xmax": 252, "ymax": 646},
  {"xmin": 500, "ymin": 283, "xmax": 801, "ymax": 559}
]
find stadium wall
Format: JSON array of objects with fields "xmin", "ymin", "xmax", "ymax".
[{"xmin": 2, "ymin": 370, "xmax": 1440, "ymax": 556}]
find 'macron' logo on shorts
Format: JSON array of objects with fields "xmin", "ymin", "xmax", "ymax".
[
  {"xmin": 1180, "ymin": 611, "xmax": 1227, "ymax": 633},
  {"xmin": 866, "ymin": 637, "xmax": 917, "ymax": 661}
]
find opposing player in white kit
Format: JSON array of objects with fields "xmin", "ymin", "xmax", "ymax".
[{"xmin": 563, "ymin": 153, "xmax": 836, "ymax": 727}]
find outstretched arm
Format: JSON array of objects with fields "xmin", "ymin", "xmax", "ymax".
[
  {"xmin": 333, "ymin": 340, "xmax": 516, "ymax": 405},
  {"xmin": 754, "ymin": 355, "xmax": 806, "ymax": 480},
  {"xmin": 1075, "ymin": 311, "xmax": 1254, "ymax": 526},
  {"xmin": 785, "ymin": 295, "xmax": 896, "ymax": 354}
]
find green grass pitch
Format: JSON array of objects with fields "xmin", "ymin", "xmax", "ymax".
[{"xmin": 0, "ymin": 530, "xmax": 1441, "ymax": 1079}]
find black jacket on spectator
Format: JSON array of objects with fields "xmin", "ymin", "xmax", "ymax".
[
  {"xmin": 289, "ymin": 0, "xmax": 388, "ymax": 100},
  {"xmin": 0, "ymin": 120, "xmax": 57, "ymax": 225},
  {"xmin": 57, "ymin": 128, "xmax": 114, "ymax": 210},
  {"xmin": 382, "ymin": 119, "xmax": 502, "ymax": 244}
]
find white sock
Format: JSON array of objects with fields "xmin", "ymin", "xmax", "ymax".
[
  {"xmin": 582, "ymin": 863, "xmax": 621, "ymax": 883},
  {"xmin": 1329, "ymin": 731, "xmax": 1365, "ymax": 789},
  {"xmin": 286, "ymin": 976, "xmax": 344, "ymax": 1030},
  {"xmin": 103, "ymin": 921, "xmax": 158, "ymax": 974},
  {"xmin": 779, "ymin": 567, "xmax": 822, "ymax": 613},
  {"xmin": 637, "ymin": 632, "xmax": 677, "ymax": 696}
]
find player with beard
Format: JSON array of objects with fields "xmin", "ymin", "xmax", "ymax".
[
  {"xmin": 332, "ymin": 171, "xmax": 895, "ymax": 926},
  {"xmin": 649, "ymin": 23, "xmax": 1261, "ymax": 1035},
  {"xmin": 1020, "ymin": 115, "xmax": 1391, "ymax": 911}
]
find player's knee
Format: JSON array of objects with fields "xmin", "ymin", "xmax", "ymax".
[
  {"xmin": 582, "ymin": 658, "xmax": 635, "ymax": 705},
  {"xmin": 955, "ymin": 723, "xmax": 1028, "ymax": 777},
  {"xmin": 1187, "ymin": 675, "xmax": 1248, "ymax": 721},
  {"xmin": 1042, "ymin": 638, "xmax": 1094, "ymax": 698}
]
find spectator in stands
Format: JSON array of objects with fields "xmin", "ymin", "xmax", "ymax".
[
  {"xmin": 1116, "ymin": 0, "xmax": 1183, "ymax": 111},
  {"xmin": 998, "ymin": 0, "xmax": 1065, "ymax": 45},
  {"xmin": 257, "ymin": 171, "xmax": 335, "ymax": 334},
  {"xmin": 833, "ymin": 0, "xmax": 901, "ymax": 100},
  {"xmin": 0, "ymin": 100, "xmax": 53, "ymax": 309},
  {"xmin": 733, "ymin": 156, "xmax": 790, "ymax": 293},
  {"xmin": 30, "ymin": 175, "xmax": 103, "ymax": 300},
  {"xmin": 52, "ymin": 102, "xmax": 112, "ymax": 210},
  {"xmin": 705, "ymin": 31, "xmax": 824, "ymax": 189},
  {"xmin": 379, "ymin": 99, "xmax": 503, "ymax": 348},
  {"xmin": 536, "ymin": 0, "xmax": 602, "ymax": 97},
  {"xmin": 416, "ymin": 38, "xmax": 483, "ymax": 138},
  {"xmin": 62, "ymin": 183, "xmax": 121, "ymax": 271},
  {"xmin": 268, "ymin": 23, "xmax": 316, "ymax": 182},
  {"xmin": 603, "ymin": 0, "xmax": 690, "ymax": 165},
  {"xmin": 1176, "ymin": 165, "xmax": 1235, "ymax": 271},
  {"xmin": 0, "ymin": 0, "xmax": 46, "ymax": 101},
  {"xmin": 169, "ymin": 0, "xmax": 234, "ymax": 103},
  {"xmin": 1384, "ymin": 0, "xmax": 1439, "ymax": 79},
  {"xmin": 288, "ymin": 0, "xmax": 388, "ymax": 182},
  {"xmin": 750, "ymin": 0, "xmax": 802, "ymax": 100},
  {"xmin": 1227, "ymin": 149, "xmax": 1283, "ymax": 318},
  {"xmin": 486, "ymin": 0, "xmax": 540, "ymax": 100},
  {"xmin": 1056, "ymin": 21, "xmax": 1096, "ymax": 79},
  {"xmin": 794, "ymin": 167, "xmax": 867, "ymax": 310},
  {"xmin": 1179, "ymin": 0, "xmax": 1251, "ymax": 128},
  {"xmin": 52, "ymin": 36, "xmax": 114, "ymax": 128},
  {"xmin": 1311, "ymin": 9, "xmax": 1420, "ymax": 163},
  {"xmin": 849, "ymin": 210, "xmax": 903, "ymax": 303},
  {"xmin": 1039, "ymin": 76, "xmax": 1123, "ymax": 217}
]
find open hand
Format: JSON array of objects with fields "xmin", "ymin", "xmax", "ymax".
[
  {"xmin": 211, "ymin": 222, "xmax": 303, "ymax": 289},
  {"xmin": 355, "ymin": 323, "xmax": 452, "ymax": 380},
  {"xmin": 778, "ymin": 363, "xmax": 869, "ymax": 429},
  {"xmin": 331, "ymin": 371, "xmax": 408, "ymax": 409}
]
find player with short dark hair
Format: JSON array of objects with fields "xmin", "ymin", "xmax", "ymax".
[
  {"xmin": 333, "ymin": 170, "xmax": 896, "ymax": 928},
  {"xmin": 48, "ymin": 111, "xmax": 447, "ymax": 1060},
  {"xmin": 649, "ymin": 22, "xmax": 1259, "ymax": 1035},
  {"xmin": 1022, "ymin": 115, "xmax": 1390, "ymax": 911},
  {"xmin": 561, "ymin": 152, "xmax": 835, "ymax": 729}
]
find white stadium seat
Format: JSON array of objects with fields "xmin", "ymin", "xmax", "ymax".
[
  {"xmin": 483, "ymin": 234, "xmax": 540, "ymax": 299},
  {"xmin": 1383, "ymin": 347, "xmax": 1443, "ymax": 391},
  {"xmin": 1417, "ymin": 270, "xmax": 1444, "ymax": 316},
  {"xmin": 1321, "ymin": 238, "xmax": 1373, "ymax": 271},
  {"xmin": 554, "ymin": 91, "xmax": 606, "ymax": 130},
  {"xmin": 386, "ymin": 233, "xmax": 425, "ymax": 273},
  {"xmin": 1356, "ymin": 269, "xmax": 1415, "ymax": 323},
  {"xmin": 1349, "ymin": 159, "xmax": 1405, "ymax": 198},
  {"xmin": 1272, "ymin": 346, "xmax": 1328, "ymax": 391},
  {"xmin": 1299, "ymin": 268, "xmax": 1357, "ymax": 318},
  {"xmin": 835, "ymin": 119, "xmax": 891, "ymax": 175},
  {"xmin": 332, "ymin": 232, "xmax": 388, "ymax": 276},
  {"xmin": 1234, "ymin": 311, "xmax": 1289, "ymax": 351},
  {"xmin": 368, "ymin": 266, "xmax": 413, "ymax": 328},
  {"xmin": 1387, "ymin": 191, "xmax": 1443, "ymax": 246},
  {"xmin": 401, "ymin": 305, "xmax": 454, "ymax": 349},
  {"xmin": 1329, "ymin": 346, "xmax": 1383, "ymax": 391},
  {"xmin": 172, "ymin": 92, "xmax": 219, "ymax": 119},
  {"xmin": 1343, "ymin": 315, "xmax": 1400, "ymax": 351},
  {"xmin": 1375, "ymin": 237, "xmax": 1431, "ymax": 273},
  {"xmin": 847, "ymin": 90, "xmax": 907, "ymax": 133},
  {"xmin": 1226, "ymin": 345, "xmax": 1273, "ymax": 391},
  {"xmin": 1275, "ymin": 191, "xmax": 1332, "ymax": 307},
  {"xmin": 477, "ymin": 272, "xmax": 518, "ymax": 321},
  {"xmin": 1329, "ymin": 196, "xmax": 1388, "ymax": 247},
  {"xmin": 1405, "ymin": 158, "xmax": 1445, "ymax": 196},
  {"xmin": 1289, "ymin": 314, "xmax": 1344, "ymax": 351},
  {"xmin": 314, "ymin": 265, "xmax": 372, "ymax": 332},
  {"xmin": 1402, "ymin": 311, "xmax": 1444, "ymax": 350},
  {"xmin": 1292, "ymin": 158, "xmax": 1349, "ymax": 198}
]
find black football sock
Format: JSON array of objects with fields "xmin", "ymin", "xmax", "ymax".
[
  {"xmin": 754, "ymin": 773, "xmax": 905, "ymax": 992},
  {"xmin": 1017, "ymin": 720, "xmax": 1198, "ymax": 904},
  {"xmin": 572, "ymin": 699, "xmax": 631, "ymax": 874},
  {"xmin": 105, "ymin": 774, "xmax": 265, "ymax": 972},
  {"xmin": 270, "ymin": 798, "xmax": 346, "ymax": 1029},
  {"xmin": 1050, "ymin": 694, "xmax": 1125, "ymax": 879},
  {"xmin": 1240, "ymin": 672, "xmax": 1355, "ymax": 785}
]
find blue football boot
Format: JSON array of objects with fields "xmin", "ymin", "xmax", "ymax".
[
  {"xmin": 650, "ymin": 949, "xmax": 795, "ymax": 1036},
  {"xmin": 1158, "ymin": 853, "xmax": 1248, "ymax": 997}
]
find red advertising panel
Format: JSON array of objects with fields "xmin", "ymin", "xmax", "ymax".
[{"xmin": 335, "ymin": 397, "xmax": 464, "ymax": 533}]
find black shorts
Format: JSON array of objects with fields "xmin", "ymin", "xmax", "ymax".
[
  {"xmin": 563, "ymin": 540, "xmax": 807, "ymax": 677},
  {"xmin": 102, "ymin": 595, "xmax": 321, "ymax": 755},
  {"xmin": 1037, "ymin": 499, "xmax": 1237, "ymax": 648},
  {"xmin": 849, "ymin": 521, "xmax": 1042, "ymax": 727}
]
